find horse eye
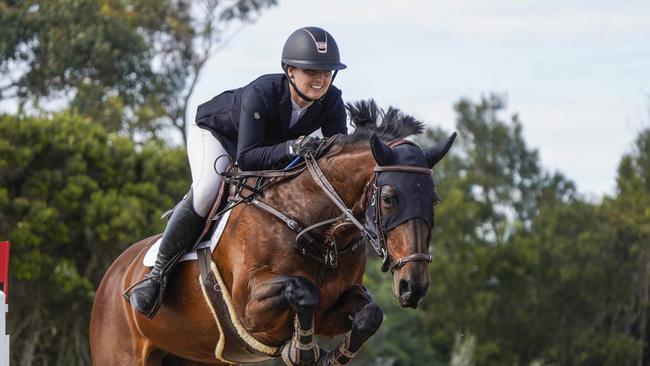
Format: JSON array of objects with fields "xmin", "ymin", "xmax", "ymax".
[
  {"xmin": 382, "ymin": 193, "xmax": 399, "ymax": 209},
  {"xmin": 380, "ymin": 185, "xmax": 397, "ymax": 208}
]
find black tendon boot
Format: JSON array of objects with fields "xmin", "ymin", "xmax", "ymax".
[{"xmin": 127, "ymin": 191, "xmax": 205, "ymax": 318}]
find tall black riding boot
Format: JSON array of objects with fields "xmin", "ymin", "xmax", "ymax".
[{"xmin": 127, "ymin": 191, "xmax": 205, "ymax": 318}]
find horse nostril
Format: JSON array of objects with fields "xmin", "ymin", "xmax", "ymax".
[
  {"xmin": 398, "ymin": 279, "xmax": 410, "ymax": 296},
  {"xmin": 412, "ymin": 284, "xmax": 424, "ymax": 299}
]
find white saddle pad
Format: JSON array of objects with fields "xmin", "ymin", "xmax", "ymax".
[{"xmin": 143, "ymin": 209, "xmax": 233, "ymax": 267}]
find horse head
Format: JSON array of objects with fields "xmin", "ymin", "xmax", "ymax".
[{"xmin": 345, "ymin": 100, "xmax": 456, "ymax": 309}]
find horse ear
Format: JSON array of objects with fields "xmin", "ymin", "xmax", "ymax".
[
  {"xmin": 425, "ymin": 132, "xmax": 457, "ymax": 168},
  {"xmin": 370, "ymin": 133, "xmax": 392, "ymax": 166}
]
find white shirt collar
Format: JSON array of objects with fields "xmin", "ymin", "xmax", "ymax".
[
  {"xmin": 289, "ymin": 98, "xmax": 311, "ymax": 128},
  {"xmin": 291, "ymin": 98, "xmax": 311, "ymax": 112}
]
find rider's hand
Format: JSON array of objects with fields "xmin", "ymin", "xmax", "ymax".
[{"xmin": 290, "ymin": 136, "xmax": 320, "ymax": 158}]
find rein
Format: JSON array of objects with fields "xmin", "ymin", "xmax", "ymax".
[
  {"xmin": 222, "ymin": 137, "xmax": 434, "ymax": 274},
  {"xmin": 219, "ymin": 137, "xmax": 359, "ymax": 271}
]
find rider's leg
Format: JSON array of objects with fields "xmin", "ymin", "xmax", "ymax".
[
  {"xmin": 186, "ymin": 123, "xmax": 231, "ymax": 218},
  {"xmin": 128, "ymin": 123, "xmax": 230, "ymax": 318}
]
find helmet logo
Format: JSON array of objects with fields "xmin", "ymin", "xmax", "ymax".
[{"xmin": 303, "ymin": 29, "xmax": 328, "ymax": 54}]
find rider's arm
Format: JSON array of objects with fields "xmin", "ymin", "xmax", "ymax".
[{"xmin": 236, "ymin": 86, "xmax": 293, "ymax": 171}]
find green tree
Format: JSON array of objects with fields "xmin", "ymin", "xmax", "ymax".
[
  {"xmin": 418, "ymin": 97, "xmax": 649, "ymax": 366},
  {"xmin": 596, "ymin": 128, "xmax": 650, "ymax": 366},
  {"xmin": 492, "ymin": 127, "xmax": 650, "ymax": 366},
  {"xmin": 351, "ymin": 95, "xmax": 546, "ymax": 365},
  {"xmin": 0, "ymin": 113, "xmax": 189, "ymax": 364},
  {"xmin": 421, "ymin": 95, "xmax": 544, "ymax": 360},
  {"xmin": 0, "ymin": 0, "xmax": 277, "ymax": 141}
]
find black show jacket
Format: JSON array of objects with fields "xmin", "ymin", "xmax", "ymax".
[{"xmin": 195, "ymin": 73, "xmax": 347, "ymax": 171}]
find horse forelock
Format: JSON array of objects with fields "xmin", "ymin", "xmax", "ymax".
[{"xmin": 342, "ymin": 99, "xmax": 425, "ymax": 144}]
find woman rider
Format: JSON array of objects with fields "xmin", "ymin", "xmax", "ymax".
[{"xmin": 127, "ymin": 26, "xmax": 348, "ymax": 318}]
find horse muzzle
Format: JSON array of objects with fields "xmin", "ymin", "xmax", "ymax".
[{"xmin": 396, "ymin": 275, "xmax": 429, "ymax": 309}]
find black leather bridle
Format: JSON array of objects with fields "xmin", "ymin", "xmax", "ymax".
[
  {"xmin": 220, "ymin": 137, "xmax": 435, "ymax": 274},
  {"xmin": 303, "ymin": 140, "xmax": 435, "ymax": 273}
]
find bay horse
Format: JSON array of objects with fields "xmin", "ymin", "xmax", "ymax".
[{"xmin": 90, "ymin": 100, "xmax": 456, "ymax": 365}]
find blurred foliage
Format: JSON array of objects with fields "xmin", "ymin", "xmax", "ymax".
[
  {"xmin": 0, "ymin": 113, "xmax": 189, "ymax": 364},
  {"xmin": 358, "ymin": 95, "xmax": 650, "ymax": 366},
  {"xmin": 0, "ymin": 0, "xmax": 277, "ymax": 141}
]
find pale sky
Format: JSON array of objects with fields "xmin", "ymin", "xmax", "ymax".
[{"xmin": 189, "ymin": 0, "xmax": 650, "ymax": 198}]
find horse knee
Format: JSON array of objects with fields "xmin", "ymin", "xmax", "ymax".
[
  {"xmin": 283, "ymin": 276, "xmax": 319, "ymax": 313},
  {"xmin": 353, "ymin": 303, "xmax": 383, "ymax": 338}
]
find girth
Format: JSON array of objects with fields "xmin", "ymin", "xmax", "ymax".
[{"xmin": 197, "ymin": 247, "xmax": 280, "ymax": 363}]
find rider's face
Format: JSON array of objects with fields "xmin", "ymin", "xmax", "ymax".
[{"xmin": 287, "ymin": 66, "xmax": 333, "ymax": 106}]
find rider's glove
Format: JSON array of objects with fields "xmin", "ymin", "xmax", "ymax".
[{"xmin": 289, "ymin": 136, "xmax": 320, "ymax": 158}]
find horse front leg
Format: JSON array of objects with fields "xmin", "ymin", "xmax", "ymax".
[
  {"xmin": 281, "ymin": 276, "xmax": 323, "ymax": 366},
  {"xmin": 240, "ymin": 273, "xmax": 322, "ymax": 365},
  {"xmin": 318, "ymin": 285, "xmax": 384, "ymax": 366}
]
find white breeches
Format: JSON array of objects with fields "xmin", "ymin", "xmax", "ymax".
[
  {"xmin": 186, "ymin": 123, "xmax": 325, "ymax": 216},
  {"xmin": 186, "ymin": 123, "xmax": 231, "ymax": 217}
]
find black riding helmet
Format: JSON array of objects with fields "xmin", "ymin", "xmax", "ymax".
[
  {"xmin": 281, "ymin": 26, "xmax": 347, "ymax": 71},
  {"xmin": 281, "ymin": 26, "xmax": 346, "ymax": 102}
]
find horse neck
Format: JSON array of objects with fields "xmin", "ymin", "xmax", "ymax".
[{"xmin": 260, "ymin": 143, "xmax": 374, "ymax": 248}]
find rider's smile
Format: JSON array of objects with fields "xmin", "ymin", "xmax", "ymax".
[{"xmin": 287, "ymin": 67, "xmax": 333, "ymax": 107}]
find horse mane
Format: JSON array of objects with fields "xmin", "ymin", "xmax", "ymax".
[{"xmin": 342, "ymin": 99, "xmax": 425, "ymax": 143}]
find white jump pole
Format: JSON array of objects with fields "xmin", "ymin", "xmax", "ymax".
[{"xmin": 0, "ymin": 291, "xmax": 8, "ymax": 366}]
